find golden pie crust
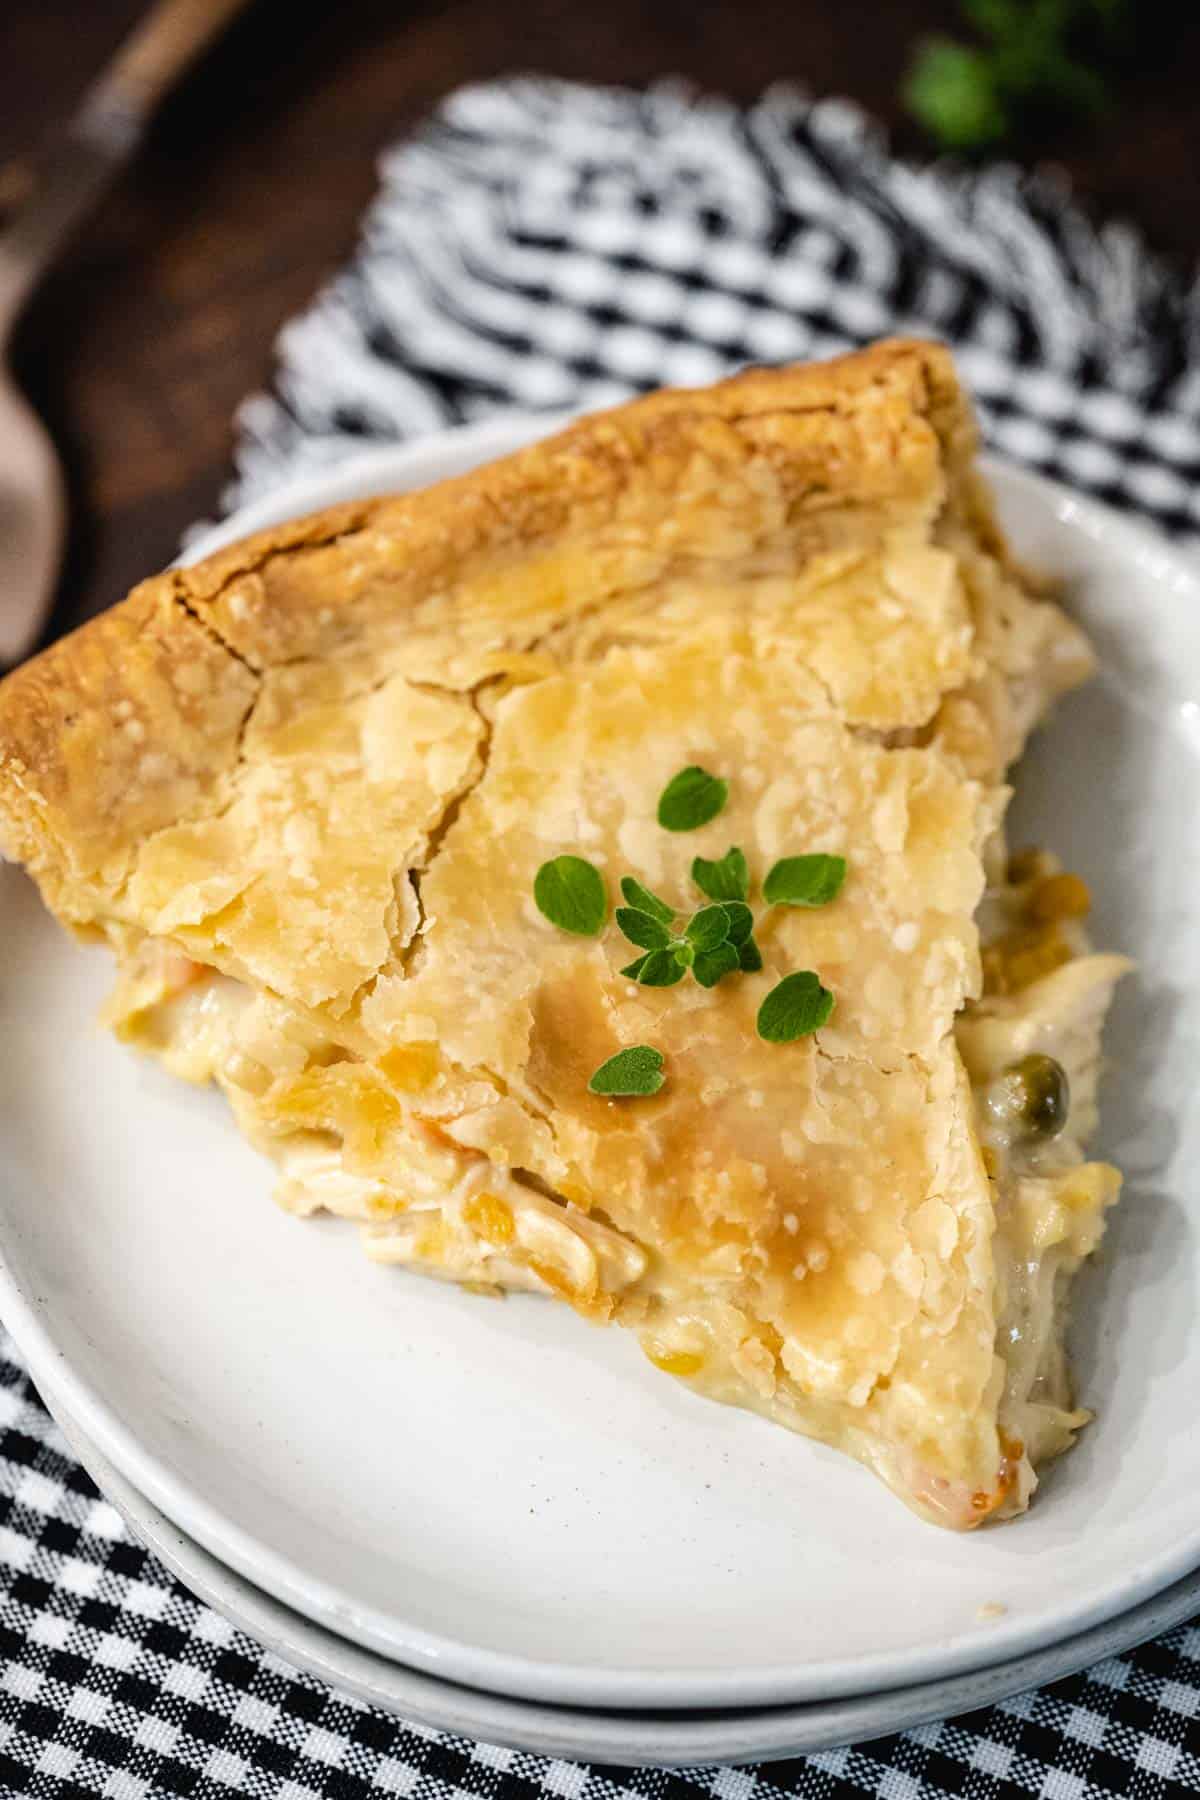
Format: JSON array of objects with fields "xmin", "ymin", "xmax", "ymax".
[{"xmin": 0, "ymin": 340, "xmax": 1126, "ymax": 1527}]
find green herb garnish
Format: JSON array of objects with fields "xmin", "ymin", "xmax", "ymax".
[
  {"xmin": 719, "ymin": 901, "xmax": 754, "ymax": 945},
  {"xmin": 737, "ymin": 936, "xmax": 764, "ymax": 973},
  {"xmin": 620, "ymin": 876, "xmax": 675, "ymax": 924},
  {"xmin": 757, "ymin": 971, "xmax": 835, "ymax": 1043},
  {"xmin": 618, "ymin": 896, "xmax": 743, "ymax": 990},
  {"xmin": 547, "ymin": 785, "xmax": 849, "ymax": 1089},
  {"xmin": 621, "ymin": 949, "xmax": 686, "ymax": 987},
  {"xmin": 657, "ymin": 766, "xmax": 729, "ymax": 832},
  {"xmin": 719, "ymin": 900, "xmax": 761, "ymax": 971},
  {"xmin": 685, "ymin": 905, "xmax": 734, "ymax": 952},
  {"xmin": 533, "ymin": 855, "xmax": 608, "ymax": 935},
  {"xmin": 588, "ymin": 1045, "xmax": 666, "ymax": 1097},
  {"xmin": 615, "ymin": 906, "xmax": 672, "ymax": 951},
  {"xmin": 693, "ymin": 942, "xmax": 741, "ymax": 988},
  {"xmin": 903, "ymin": 0, "xmax": 1130, "ymax": 153},
  {"xmin": 763, "ymin": 854, "xmax": 847, "ymax": 909},
  {"xmin": 692, "ymin": 845, "xmax": 749, "ymax": 902}
]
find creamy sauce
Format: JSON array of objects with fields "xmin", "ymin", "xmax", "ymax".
[{"xmin": 957, "ymin": 856, "xmax": 1129, "ymax": 1507}]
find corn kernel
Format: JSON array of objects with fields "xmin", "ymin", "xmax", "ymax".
[
  {"xmin": 378, "ymin": 1043, "xmax": 440, "ymax": 1092},
  {"xmin": 1029, "ymin": 872, "xmax": 1091, "ymax": 924},
  {"xmin": 344, "ymin": 1083, "xmax": 403, "ymax": 1159},
  {"xmin": 528, "ymin": 1257, "xmax": 586, "ymax": 1302},
  {"xmin": 355, "ymin": 1084, "xmax": 403, "ymax": 1129},
  {"xmin": 642, "ymin": 1345, "xmax": 706, "ymax": 1377},
  {"xmin": 463, "ymin": 1191, "xmax": 515, "ymax": 1247}
]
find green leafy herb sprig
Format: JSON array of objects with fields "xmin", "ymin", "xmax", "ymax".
[
  {"xmin": 532, "ymin": 764, "xmax": 847, "ymax": 1095},
  {"xmin": 904, "ymin": 0, "xmax": 1135, "ymax": 153},
  {"xmin": 616, "ymin": 879, "xmax": 757, "ymax": 989}
]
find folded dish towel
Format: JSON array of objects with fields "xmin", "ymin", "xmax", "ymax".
[
  {"xmin": 3, "ymin": 76, "xmax": 1199, "ymax": 1800},
  {"xmin": 226, "ymin": 77, "xmax": 1199, "ymax": 542}
]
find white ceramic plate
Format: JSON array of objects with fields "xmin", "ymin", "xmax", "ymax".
[
  {"xmin": 0, "ymin": 419, "xmax": 1197, "ymax": 1714},
  {"xmin": 37, "ymin": 1370, "xmax": 1200, "ymax": 1766}
]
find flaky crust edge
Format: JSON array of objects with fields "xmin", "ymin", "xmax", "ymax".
[{"xmin": 0, "ymin": 337, "xmax": 979, "ymax": 911}]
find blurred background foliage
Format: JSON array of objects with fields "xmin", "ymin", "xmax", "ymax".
[{"xmin": 904, "ymin": 0, "xmax": 1148, "ymax": 149}]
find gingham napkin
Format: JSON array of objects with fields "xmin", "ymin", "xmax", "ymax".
[{"xmin": 3, "ymin": 76, "xmax": 1199, "ymax": 1800}]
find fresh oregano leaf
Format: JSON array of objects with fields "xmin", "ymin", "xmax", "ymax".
[
  {"xmin": 616, "ymin": 906, "xmax": 672, "ymax": 950},
  {"xmin": 737, "ymin": 935, "xmax": 764, "ymax": 974},
  {"xmin": 657, "ymin": 765, "xmax": 729, "ymax": 832},
  {"xmin": 692, "ymin": 942, "xmax": 741, "ymax": 989},
  {"xmin": 588, "ymin": 1045, "xmax": 666, "ymax": 1097},
  {"xmin": 673, "ymin": 940, "xmax": 695, "ymax": 969},
  {"xmin": 620, "ymin": 875, "xmax": 675, "ymax": 924},
  {"xmin": 719, "ymin": 901, "xmax": 754, "ymax": 945},
  {"xmin": 691, "ymin": 845, "xmax": 749, "ymax": 902},
  {"xmin": 622, "ymin": 948, "xmax": 686, "ymax": 987},
  {"xmin": 684, "ymin": 904, "xmax": 733, "ymax": 952},
  {"xmin": 757, "ymin": 970, "xmax": 835, "ymax": 1042},
  {"xmin": 763, "ymin": 854, "xmax": 847, "ymax": 909},
  {"xmin": 533, "ymin": 855, "xmax": 608, "ymax": 935}
]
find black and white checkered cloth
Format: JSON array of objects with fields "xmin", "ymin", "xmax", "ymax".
[{"xmin": 3, "ymin": 76, "xmax": 1200, "ymax": 1799}]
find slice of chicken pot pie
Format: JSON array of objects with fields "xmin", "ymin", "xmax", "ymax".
[{"xmin": 0, "ymin": 341, "xmax": 1129, "ymax": 1529}]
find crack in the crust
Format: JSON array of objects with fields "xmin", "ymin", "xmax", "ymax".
[
  {"xmin": 171, "ymin": 583, "xmax": 261, "ymax": 678},
  {"xmin": 172, "ymin": 510, "xmax": 379, "ymax": 669},
  {"xmin": 515, "ymin": 564, "xmax": 954, "ymax": 753},
  {"xmin": 226, "ymin": 681, "xmax": 267, "ymax": 779},
  {"xmin": 813, "ymin": 1040, "xmax": 929, "ymax": 1082},
  {"xmin": 438, "ymin": 1053, "xmax": 559, "ymax": 1139},
  {"xmin": 522, "ymin": 571, "xmax": 668, "ymax": 663},
  {"xmin": 429, "ymin": 1059, "xmax": 576, "ymax": 1202},
  {"xmin": 102, "ymin": 661, "xmax": 266, "ymax": 925},
  {"xmin": 170, "ymin": 585, "xmax": 265, "ymax": 787},
  {"xmin": 398, "ymin": 674, "xmax": 502, "ymax": 980}
]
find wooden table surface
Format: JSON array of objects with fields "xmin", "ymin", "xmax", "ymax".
[{"xmin": 4, "ymin": 0, "xmax": 1199, "ymax": 644}]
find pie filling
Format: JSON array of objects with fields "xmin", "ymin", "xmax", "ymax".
[{"xmin": 103, "ymin": 838, "xmax": 1124, "ymax": 1531}]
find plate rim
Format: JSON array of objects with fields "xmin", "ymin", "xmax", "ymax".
[
  {"xmin": 35, "ymin": 1368, "xmax": 1200, "ymax": 1768},
  {"xmin": 1, "ymin": 413, "xmax": 1198, "ymax": 1711}
]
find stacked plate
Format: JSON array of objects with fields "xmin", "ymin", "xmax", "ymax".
[{"xmin": 1, "ymin": 420, "xmax": 1198, "ymax": 1766}]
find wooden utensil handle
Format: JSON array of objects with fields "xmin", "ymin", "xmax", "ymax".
[
  {"xmin": 0, "ymin": 0, "xmax": 252, "ymax": 324},
  {"xmin": 92, "ymin": 0, "xmax": 254, "ymax": 122}
]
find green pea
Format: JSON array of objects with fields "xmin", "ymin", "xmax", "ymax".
[{"xmin": 993, "ymin": 1053, "xmax": 1070, "ymax": 1141}]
